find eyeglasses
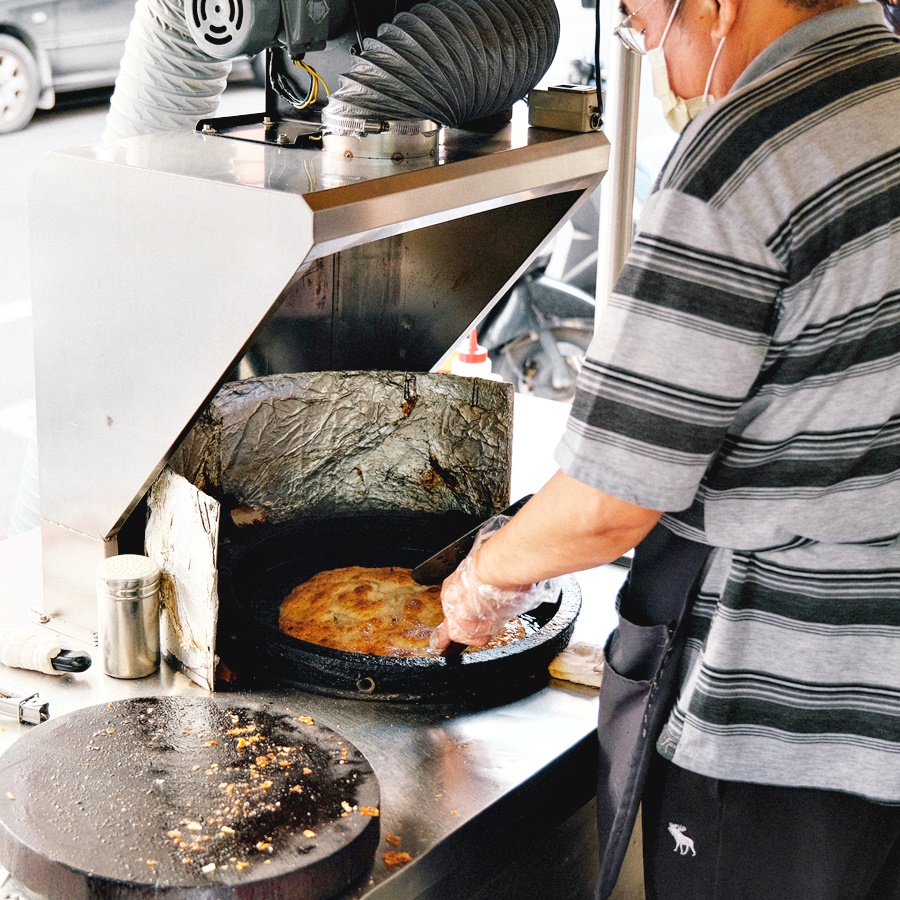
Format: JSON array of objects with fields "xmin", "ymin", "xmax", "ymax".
[{"xmin": 613, "ymin": 0, "xmax": 658, "ymax": 55}]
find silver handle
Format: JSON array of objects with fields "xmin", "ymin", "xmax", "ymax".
[{"xmin": 0, "ymin": 690, "xmax": 49, "ymax": 725}]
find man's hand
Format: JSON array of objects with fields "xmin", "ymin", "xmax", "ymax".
[
  {"xmin": 429, "ymin": 470, "xmax": 662, "ymax": 652},
  {"xmin": 429, "ymin": 544, "xmax": 558, "ymax": 652}
]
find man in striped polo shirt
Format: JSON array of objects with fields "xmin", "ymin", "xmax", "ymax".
[{"xmin": 432, "ymin": 0, "xmax": 900, "ymax": 896}]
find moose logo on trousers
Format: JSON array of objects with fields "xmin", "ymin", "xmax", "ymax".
[{"xmin": 667, "ymin": 823, "xmax": 696, "ymax": 856}]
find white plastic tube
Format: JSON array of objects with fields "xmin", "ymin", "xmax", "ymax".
[{"xmin": 104, "ymin": 0, "xmax": 233, "ymax": 141}]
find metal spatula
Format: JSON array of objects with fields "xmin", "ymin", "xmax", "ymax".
[{"xmin": 411, "ymin": 495, "xmax": 533, "ymax": 586}]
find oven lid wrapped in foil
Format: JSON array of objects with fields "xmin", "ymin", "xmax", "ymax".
[
  {"xmin": 148, "ymin": 371, "xmax": 514, "ymax": 689},
  {"xmin": 168, "ymin": 370, "xmax": 514, "ymax": 523}
]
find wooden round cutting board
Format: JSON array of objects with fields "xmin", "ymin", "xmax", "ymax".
[{"xmin": 0, "ymin": 696, "xmax": 380, "ymax": 899}]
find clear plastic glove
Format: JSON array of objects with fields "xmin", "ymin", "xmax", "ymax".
[{"xmin": 429, "ymin": 515, "xmax": 561, "ymax": 652}]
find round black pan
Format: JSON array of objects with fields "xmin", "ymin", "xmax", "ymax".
[
  {"xmin": 216, "ymin": 512, "xmax": 581, "ymax": 705},
  {"xmin": 0, "ymin": 696, "xmax": 380, "ymax": 899}
]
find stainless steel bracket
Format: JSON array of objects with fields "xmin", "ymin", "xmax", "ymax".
[{"xmin": 0, "ymin": 690, "xmax": 49, "ymax": 726}]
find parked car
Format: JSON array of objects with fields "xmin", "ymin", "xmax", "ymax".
[
  {"xmin": 0, "ymin": 0, "xmax": 264, "ymax": 134},
  {"xmin": 0, "ymin": 0, "xmax": 136, "ymax": 132}
]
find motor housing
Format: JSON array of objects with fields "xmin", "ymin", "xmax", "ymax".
[{"xmin": 186, "ymin": 0, "xmax": 329, "ymax": 59}]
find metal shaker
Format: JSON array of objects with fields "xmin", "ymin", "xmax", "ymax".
[{"xmin": 96, "ymin": 555, "xmax": 161, "ymax": 679}]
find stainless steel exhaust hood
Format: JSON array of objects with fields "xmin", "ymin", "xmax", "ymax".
[{"xmin": 29, "ymin": 114, "xmax": 608, "ymax": 628}]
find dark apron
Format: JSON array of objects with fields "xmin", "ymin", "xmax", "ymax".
[{"xmin": 595, "ymin": 523, "xmax": 713, "ymax": 899}]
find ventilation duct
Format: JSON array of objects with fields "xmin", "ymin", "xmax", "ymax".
[
  {"xmin": 104, "ymin": 0, "xmax": 232, "ymax": 141},
  {"xmin": 322, "ymin": 0, "xmax": 560, "ymax": 130}
]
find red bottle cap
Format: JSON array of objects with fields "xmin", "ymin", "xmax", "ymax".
[{"xmin": 457, "ymin": 330, "xmax": 488, "ymax": 364}]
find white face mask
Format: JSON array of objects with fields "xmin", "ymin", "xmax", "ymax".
[{"xmin": 649, "ymin": 0, "xmax": 726, "ymax": 133}]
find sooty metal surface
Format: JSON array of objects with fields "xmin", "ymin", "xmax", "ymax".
[
  {"xmin": 0, "ymin": 696, "xmax": 380, "ymax": 899},
  {"xmin": 216, "ymin": 513, "xmax": 581, "ymax": 705}
]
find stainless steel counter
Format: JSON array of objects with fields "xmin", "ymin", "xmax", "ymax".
[
  {"xmin": 0, "ymin": 529, "xmax": 628, "ymax": 899},
  {"xmin": 0, "ymin": 395, "xmax": 633, "ymax": 899}
]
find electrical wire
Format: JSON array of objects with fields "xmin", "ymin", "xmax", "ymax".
[
  {"xmin": 348, "ymin": 0, "xmax": 366, "ymax": 50},
  {"xmin": 270, "ymin": 53, "xmax": 331, "ymax": 111},
  {"xmin": 295, "ymin": 60, "xmax": 331, "ymax": 106}
]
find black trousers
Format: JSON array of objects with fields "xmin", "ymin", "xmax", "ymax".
[{"xmin": 642, "ymin": 754, "xmax": 900, "ymax": 900}]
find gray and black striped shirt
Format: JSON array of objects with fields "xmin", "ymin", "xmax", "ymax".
[{"xmin": 556, "ymin": 4, "xmax": 900, "ymax": 803}]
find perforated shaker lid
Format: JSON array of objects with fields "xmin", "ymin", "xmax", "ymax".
[{"xmin": 96, "ymin": 555, "xmax": 161, "ymax": 596}]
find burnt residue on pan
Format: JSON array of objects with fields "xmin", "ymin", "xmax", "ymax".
[
  {"xmin": 0, "ymin": 696, "xmax": 380, "ymax": 899},
  {"xmin": 133, "ymin": 702, "xmax": 369, "ymax": 870}
]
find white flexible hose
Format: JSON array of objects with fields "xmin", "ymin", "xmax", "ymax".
[
  {"xmin": 104, "ymin": 0, "xmax": 233, "ymax": 141},
  {"xmin": 104, "ymin": 0, "xmax": 555, "ymax": 139}
]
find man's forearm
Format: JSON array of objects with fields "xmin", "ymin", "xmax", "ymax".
[{"xmin": 473, "ymin": 469, "xmax": 662, "ymax": 590}]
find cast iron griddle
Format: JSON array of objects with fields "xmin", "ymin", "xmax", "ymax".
[
  {"xmin": 0, "ymin": 696, "xmax": 379, "ymax": 899},
  {"xmin": 216, "ymin": 512, "xmax": 581, "ymax": 704}
]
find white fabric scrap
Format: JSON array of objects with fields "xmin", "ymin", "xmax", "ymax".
[
  {"xmin": 0, "ymin": 628, "xmax": 62, "ymax": 675},
  {"xmin": 548, "ymin": 641, "xmax": 604, "ymax": 688}
]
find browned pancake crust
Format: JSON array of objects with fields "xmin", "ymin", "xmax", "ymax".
[{"xmin": 279, "ymin": 565, "xmax": 525, "ymax": 657}]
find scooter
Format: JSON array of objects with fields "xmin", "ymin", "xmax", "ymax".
[
  {"xmin": 477, "ymin": 56, "xmax": 604, "ymax": 403},
  {"xmin": 478, "ymin": 51, "xmax": 665, "ymax": 403},
  {"xmin": 478, "ymin": 182, "xmax": 600, "ymax": 403}
]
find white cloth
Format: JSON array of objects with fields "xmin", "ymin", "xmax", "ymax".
[
  {"xmin": 549, "ymin": 642, "xmax": 604, "ymax": 688},
  {"xmin": 0, "ymin": 628, "xmax": 62, "ymax": 675}
]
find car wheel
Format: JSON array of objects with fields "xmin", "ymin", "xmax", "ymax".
[{"xmin": 0, "ymin": 35, "xmax": 40, "ymax": 134}]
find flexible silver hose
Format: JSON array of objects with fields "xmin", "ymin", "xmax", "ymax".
[
  {"xmin": 324, "ymin": 0, "xmax": 560, "ymax": 128},
  {"xmin": 103, "ymin": 0, "xmax": 232, "ymax": 141}
]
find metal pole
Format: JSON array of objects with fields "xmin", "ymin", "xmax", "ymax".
[{"xmin": 595, "ymin": 15, "xmax": 643, "ymax": 318}]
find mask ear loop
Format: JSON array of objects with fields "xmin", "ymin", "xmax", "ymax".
[
  {"xmin": 703, "ymin": 36, "xmax": 727, "ymax": 100},
  {"xmin": 659, "ymin": 0, "xmax": 684, "ymax": 48}
]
